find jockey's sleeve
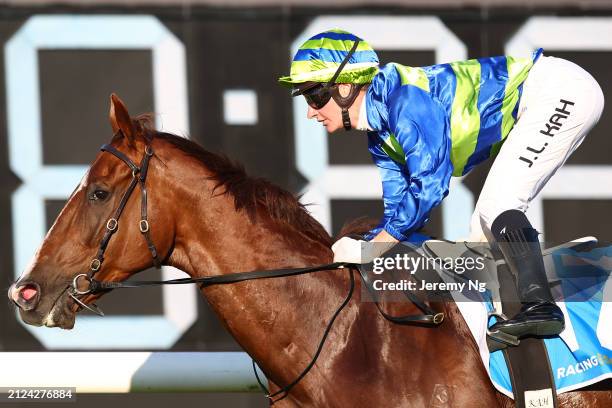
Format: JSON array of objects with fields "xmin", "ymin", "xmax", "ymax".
[
  {"xmin": 378, "ymin": 85, "xmax": 453, "ymax": 241},
  {"xmin": 363, "ymin": 146, "xmax": 404, "ymax": 240}
]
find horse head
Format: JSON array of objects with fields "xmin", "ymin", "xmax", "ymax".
[{"xmin": 7, "ymin": 94, "xmax": 176, "ymax": 329}]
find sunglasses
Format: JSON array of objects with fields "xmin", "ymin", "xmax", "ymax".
[{"xmin": 303, "ymin": 84, "xmax": 335, "ymax": 110}]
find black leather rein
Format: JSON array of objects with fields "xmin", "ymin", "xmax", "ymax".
[
  {"xmin": 86, "ymin": 260, "xmax": 443, "ymax": 404},
  {"xmin": 69, "ymin": 143, "xmax": 444, "ymax": 405}
]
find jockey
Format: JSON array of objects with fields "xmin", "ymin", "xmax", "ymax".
[{"xmin": 278, "ymin": 29, "xmax": 604, "ymax": 339}]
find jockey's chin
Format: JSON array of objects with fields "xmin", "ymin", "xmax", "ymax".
[
  {"xmin": 323, "ymin": 120, "xmax": 345, "ymax": 133},
  {"xmin": 317, "ymin": 112, "xmax": 346, "ymax": 133}
]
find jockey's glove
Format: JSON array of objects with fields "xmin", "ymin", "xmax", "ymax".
[{"xmin": 332, "ymin": 237, "xmax": 396, "ymax": 264}]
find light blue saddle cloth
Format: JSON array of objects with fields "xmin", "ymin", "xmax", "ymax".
[{"xmin": 487, "ymin": 245, "xmax": 612, "ymax": 397}]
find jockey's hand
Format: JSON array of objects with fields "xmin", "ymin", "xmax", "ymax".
[
  {"xmin": 332, "ymin": 237, "xmax": 365, "ymax": 264},
  {"xmin": 332, "ymin": 233, "xmax": 398, "ymax": 264}
]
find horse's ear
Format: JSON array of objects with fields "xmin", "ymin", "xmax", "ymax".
[{"xmin": 109, "ymin": 93, "xmax": 136, "ymax": 145}]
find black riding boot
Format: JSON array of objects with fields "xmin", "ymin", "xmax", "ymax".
[{"xmin": 489, "ymin": 210, "xmax": 565, "ymax": 338}]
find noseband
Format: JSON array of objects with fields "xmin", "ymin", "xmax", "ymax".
[{"xmin": 69, "ymin": 143, "xmax": 161, "ymax": 315}]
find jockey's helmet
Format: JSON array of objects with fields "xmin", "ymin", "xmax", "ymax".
[
  {"xmin": 278, "ymin": 29, "xmax": 379, "ymax": 95},
  {"xmin": 278, "ymin": 29, "xmax": 379, "ymax": 130}
]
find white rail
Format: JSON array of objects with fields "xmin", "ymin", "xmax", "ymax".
[{"xmin": 0, "ymin": 352, "xmax": 262, "ymax": 393}]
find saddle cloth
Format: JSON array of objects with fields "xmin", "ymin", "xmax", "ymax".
[{"xmin": 428, "ymin": 241, "xmax": 612, "ymax": 399}]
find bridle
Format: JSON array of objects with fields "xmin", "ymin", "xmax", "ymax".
[
  {"xmin": 66, "ymin": 141, "xmax": 444, "ymax": 404},
  {"xmin": 68, "ymin": 142, "xmax": 161, "ymax": 315}
]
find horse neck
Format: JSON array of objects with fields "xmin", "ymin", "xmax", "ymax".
[
  {"xmin": 161, "ymin": 146, "xmax": 347, "ymax": 384},
  {"xmin": 170, "ymin": 193, "xmax": 331, "ymax": 275}
]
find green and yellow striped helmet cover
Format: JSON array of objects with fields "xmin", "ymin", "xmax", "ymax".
[{"xmin": 278, "ymin": 29, "xmax": 379, "ymax": 87}]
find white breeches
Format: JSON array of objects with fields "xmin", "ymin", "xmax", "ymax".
[{"xmin": 469, "ymin": 55, "xmax": 605, "ymax": 241}]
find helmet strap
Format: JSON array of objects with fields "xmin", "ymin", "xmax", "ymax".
[
  {"xmin": 331, "ymin": 83, "xmax": 364, "ymax": 131},
  {"xmin": 341, "ymin": 109, "xmax": 352, "ymax": 130}
]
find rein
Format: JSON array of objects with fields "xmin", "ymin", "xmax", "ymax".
[
  {"xmin": 70, "ymin": 143, "xmax": 444, "ymax": 405},
  {"xmin": 86, "ymin": 263, "xmax": 444, "ymax": 326},
  {"xmin": 84, "ymin": 261, "xmax": 442, "ymax": 405}
]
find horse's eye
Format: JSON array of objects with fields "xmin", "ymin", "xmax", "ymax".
[{"xmin": 90, "ymin": 189, "xmax": 109, "ymax": 201}]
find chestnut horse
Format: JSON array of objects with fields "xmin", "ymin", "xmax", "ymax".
[{"xmin": 8, "ymin": 95, "xmax": 610, "ymax": 407}]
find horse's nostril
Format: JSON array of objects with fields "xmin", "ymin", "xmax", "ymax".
[
  {"xmin": 20, "ymin": 284, "xmax": 38, "ymax": 301},
  {"xmin": 12, "ymin": 281, "xmax": 41, "ymax": 310}
]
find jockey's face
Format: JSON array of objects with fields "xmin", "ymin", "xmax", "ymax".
[{"xmin": 306, "ymin": 84, "xmax": 353, "ymax": 133}]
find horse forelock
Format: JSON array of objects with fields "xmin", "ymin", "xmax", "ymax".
[{"xmin": 132, "ymin": 116, "xmax": 332, "ymax": 247}]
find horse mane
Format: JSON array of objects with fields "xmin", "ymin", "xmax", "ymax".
[
  {"xmin": 131, "ymin": 115, "xmax": 335, "ymax": 246},
  {"xmin": 336, "ymin": 216, "xmax": 379, "ymax": 239}
]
